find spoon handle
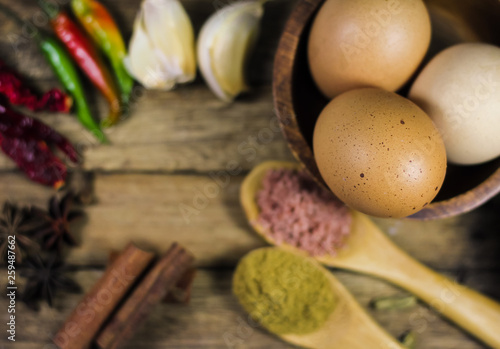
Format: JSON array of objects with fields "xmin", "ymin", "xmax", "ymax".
[
  {"xmin": 382, "ymin": 254, "xmax": 500, "ymax": 349},
  {"xmin": 334, "ymin": 213, "xmax": 500, "ymax": 349}
]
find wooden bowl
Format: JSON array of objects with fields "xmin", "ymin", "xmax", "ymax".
[{"xmin": 273, "ymin": 0, "xmax": 500, "ymax": 220}]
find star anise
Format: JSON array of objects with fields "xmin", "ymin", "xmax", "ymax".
[
  {"xmin": 21, "ymin": 254, "xmax": 81, "ymax": 310},
  {"xmin": 34, "ymin": 192, "xmax": 83, "ymax": 253},
  {"xmin": 0, "ymin": 202, "xmax": 41, "ymax": 264}
]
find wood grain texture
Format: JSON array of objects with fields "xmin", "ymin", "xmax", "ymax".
[
  {"xmin": 0, "ymin": 172, "xmax": 499, "ymax": 271},
  {"xmin": 1, "ymin": 269, "xmax": 498, "ymax": 349},
  {"xmin": 273, "ymin": 0, "xmax": 325, "ymax": 189},
  {"xmin": 0, "ymin": 85, "xmax": 295, "ymax": 172}
]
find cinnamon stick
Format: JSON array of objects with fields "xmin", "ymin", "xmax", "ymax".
[
  {"xmin": 164, "ymin": 268, "xmax": 197, "ymax": 304},
  {"xmin": 53, "ymin": 243, "xmax": 155, "ymax": 349},
  {"xmin": 109, "ymin": 252, "xmax": 196, "ymax": 304},
  {"xmin": 95, "ymin": 243, "xmax": 194, "ymax": 349}
]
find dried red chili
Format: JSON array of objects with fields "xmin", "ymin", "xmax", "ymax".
[
  {"xmin": 0, "ymin": 60, "xmax": 72, "ymax": 113},
  {"xmin": 0, "ymin": 98, "xmax": 78, "ymax": 188}
]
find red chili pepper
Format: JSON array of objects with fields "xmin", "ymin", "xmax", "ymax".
[
  {"xmin": 0, "ymin": 135, "xmax": 67, "ymax": 188},
  {"xmin": 0, "ymin": 98, "xmax": 78, "ymax": 188},
  {"xmin": 43, "ymin": 7, "xmax": 122, "ymax": 127},
  {"xmin": 0, "ymin": 60, "xmax": 72, "ymax": 113}
]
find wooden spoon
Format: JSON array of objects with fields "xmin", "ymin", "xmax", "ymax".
[
  {"xmin": 241, "ymin": 161, "xmax": 500, "ymax": 349},
  {"xmin": 236, "ymin": 247, "xmax": 404, "ymax": 349}
]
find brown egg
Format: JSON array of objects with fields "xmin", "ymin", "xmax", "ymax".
[
  {"xmin": 313, "ymin": 88, "xmax": 447, "ymax": 218},
  {"xmin": 308, "ymin": 0, "xmax": 431, "ymax": 99}
]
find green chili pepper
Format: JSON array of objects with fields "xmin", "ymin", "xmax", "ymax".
[
  {"xmin": 39, "ymin": 37, "xmax": 108, "ymax": 143},
  {"xmin": 71, "ymin": 0, "xmax": 134, "ymax": 104},
  {"xmin": 0, "ymin": 4, "xmax": 108, "ymax": 143}
]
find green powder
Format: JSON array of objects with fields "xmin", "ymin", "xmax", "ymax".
[{"xmin": 232, "ymin": 248, "xmax": 337, "ymax": 335}]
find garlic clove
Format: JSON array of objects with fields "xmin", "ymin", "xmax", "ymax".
[
  {"xmin": 198, "ymin": 1, "xmax": 265, "ymax": 102},
  {"xmin": 125, "ymin": 0, "xmax": 196, "ymax": 90},
  {"xmin": 124, "ymin": 10, "xmax": 175, "ymax": 90},
  {"xmin": 142, "ymin": 0, "xmax": 197, "ymax": 83}
]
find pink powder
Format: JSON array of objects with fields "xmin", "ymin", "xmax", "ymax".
[{"xmin": 256, "ymin": 168, "xmax": 351, "ymax": 257}]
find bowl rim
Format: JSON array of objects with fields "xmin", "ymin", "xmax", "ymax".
[{"xmin": 272, "ymin": 0, "xmax": 500, "ymax": 220}]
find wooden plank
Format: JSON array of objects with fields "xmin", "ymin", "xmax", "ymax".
[
  {"xmin": 0, "ymin": 172, "xmax": 498, "ymax": 270},
  {"xmin": 0, "ymin": 172, "xmax": 268, "ymax": 267},
  {"xmin": 0, "ymin": 269, "xmax": 495, "ymax": 349},
  {"xmin": 80, "ymin": 87, "xmax": 296, "ymax": 172},
  {"xmin": 0, "ymin": 85, "xmax": 295, "ymax": 172}
]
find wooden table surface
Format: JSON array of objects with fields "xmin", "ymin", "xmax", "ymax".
[{"xmin": 0, "ymin": 0, "xmax": 499, "ymax": 348}]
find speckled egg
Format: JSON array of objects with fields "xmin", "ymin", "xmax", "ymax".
[
  {"xmin": 308, "ymin": 0, "xmax": 431, "ymax": 99},
  {"xmin": 313, "ymin": 88, "xmax": 447, "ymax": 218}
]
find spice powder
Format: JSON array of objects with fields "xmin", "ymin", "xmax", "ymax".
[
  {"xmin": 233, "ymin": 248, "xmax": 337, "ymax": 335},
  {"xmin": 256, "ymin": 168, "xmax": 351, "ymax": 257}
]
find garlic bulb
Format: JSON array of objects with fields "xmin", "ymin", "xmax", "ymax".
[
  {"xmin": 197, "ymin": 1, "xmax": 265, "ymax": 102},
  {"xmin": 125, "ymin": 0, "xmax": 196, "ymax": 90}
]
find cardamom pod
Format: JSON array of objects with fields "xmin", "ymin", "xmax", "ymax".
[
  {"xmin": 370, "ymin": 295, "xmax": 418, "ymax": 310},
  {"xmin": 400, "ymin": 330, "xmax": 417, "ymax": 349}
]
